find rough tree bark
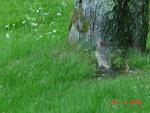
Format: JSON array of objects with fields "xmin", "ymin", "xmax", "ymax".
[{"xmin": 68, "ymin": 0, "xmax": 149, "ymax": 74}]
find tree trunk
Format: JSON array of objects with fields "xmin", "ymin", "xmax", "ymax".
[{"xmin": 68, "ymin": 0, "xmax": 149, "ymax": 73}]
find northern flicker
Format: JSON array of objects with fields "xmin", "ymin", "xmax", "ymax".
[{"xmin": 95, "ymin": 38, "xmax": 114, "ymax": 76}]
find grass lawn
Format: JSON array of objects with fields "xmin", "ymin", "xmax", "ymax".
[{"xmin": 0, "ymin": 0, "xmax": 150, "ymax": 113}]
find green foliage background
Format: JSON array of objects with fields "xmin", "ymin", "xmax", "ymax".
[{"xmin": 0, "ymin": 0, "xmax": 150, "ymax": 113}]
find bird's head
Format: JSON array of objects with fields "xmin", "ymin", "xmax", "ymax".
[{"xmin": 96, "ymin": 39, "xmax": 107, "ymax": 48}]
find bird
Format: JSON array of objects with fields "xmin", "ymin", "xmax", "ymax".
[{"xmin": 95, "ymin": 38, "xmax": 115, "ymax": 77}]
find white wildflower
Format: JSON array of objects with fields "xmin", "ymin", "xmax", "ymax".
[
  {"xmin": 33, "ymin": 29, "xmax": 37, "ymax": 32},
  {"xmin": 31, "ymin": 22, "xmax": 37, "ymax": 27},
  {"xmin": 50, "ymin": 22, "xmax": 55, "ymax": 24},
  {"xmin": 53, "ymin": 30, "xmax": 57, "ymax": 33},
  {"xmin": 13, "ymin": 24, "xmax": 15, "ymax": 27},
  {"xmin": 137, "ymin": 76, "xmax": 144, "ymax": 79},
  {"xmin": 44, "ymin": 12, "xmax": 48, "ymax": 16},
  {"xmin": 5, "ymin": 24, "xmax": 9, "ymax": 28},
  {"xmin": 6, "ymin": 33, "xmax": 10, "ymax": 39},
  {"xmin": 39, "ymin": 35, "xmax": 43, "ymax": 38},
  {"xmin": 36, "ymin": 9, "xmax": 40, "ymax": 13},
  {"xmin": 57, "ymin": 12, "xmax": 62, "ymax": 16},
  {"xmin": 48, "ymin": 32, "xmax": 52, "ymax": 35},
  {"xmin": 39, "ymin": 7, "xmax": 42, "ymax": 10},
  {"xmin": 22, "ymin": 21, "xmax": 26, "ymax": 24}
]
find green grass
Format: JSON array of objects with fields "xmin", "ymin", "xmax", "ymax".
[{"xmin": 0, "ymin": 0, "xmax": 150, "ymax": 113}]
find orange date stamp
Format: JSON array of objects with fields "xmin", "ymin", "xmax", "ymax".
[{"xmin": 111, "ymin": 99, "xmax": 142, "ymax": 106}]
